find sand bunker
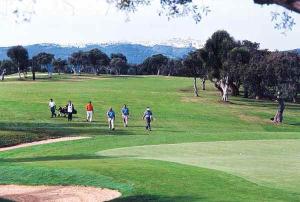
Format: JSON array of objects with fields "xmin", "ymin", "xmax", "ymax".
[
  {"xmin": 0, "ymin": 185, "xmax": 121, "ymax": 202},
  {"xmin": 0, "ymin": 136, "xmax": 90, "ymax": 152}
]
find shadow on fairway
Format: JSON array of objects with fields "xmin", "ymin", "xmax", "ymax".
[
  {"xmin": 0, "ymin": 121, "xmax": 138, "ymax": 137},
  {"xmin": 112, "ymin": 195, "xmax": 203, "ymax": 202},
  {"xmin": 0, "ymin": 154, "xmax": 115, "ymax": 163}
]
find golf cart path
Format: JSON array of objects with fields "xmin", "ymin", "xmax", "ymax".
[
  {"xmin": 0, "ymin": 136, "xmax": 90, "ymax": 152},
  {"xmin": 0, "ymin": 185, "xmax": 121, "ymax": 202}
]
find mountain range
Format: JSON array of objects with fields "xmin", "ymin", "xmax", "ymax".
[{"xmin": 0, "ymin": 43, "xmax": 196, "ymax": 64}]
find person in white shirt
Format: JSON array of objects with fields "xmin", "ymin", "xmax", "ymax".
[
  {"xmin": 48, "ymin": 99, "xmax": 56, "ymax": 118},
  {"xmin": 67, "ymin": 101, "xmax": 74, "ymax": 121}
]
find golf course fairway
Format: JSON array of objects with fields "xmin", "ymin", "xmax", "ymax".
[{"xmin": 0, "ymin": 74, "xmax": 300, "ymax": 201}]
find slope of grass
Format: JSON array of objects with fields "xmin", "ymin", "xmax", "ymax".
[
  {"xmin": 0, "ymin": 74, "xmax": 300, "ymax": 201},
  {"xmin": 97, "ymin": 139, "xmax": 300, "ymax": 193}
]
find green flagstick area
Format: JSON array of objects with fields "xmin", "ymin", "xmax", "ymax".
[{"xmin": 0, "ymin": 74, "xmax": 300, "ymax": 201}]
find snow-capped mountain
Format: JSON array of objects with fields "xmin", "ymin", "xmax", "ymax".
[{"xmin": 0, "ymin": 42, "xmax": 196, "ymax": 64}]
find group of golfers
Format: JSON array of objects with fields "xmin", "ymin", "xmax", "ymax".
[{"xmin": 48, "ymin": 99, "xmax": 154, "ymax": 131}]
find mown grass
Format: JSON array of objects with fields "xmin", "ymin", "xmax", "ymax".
[{"xmin": 0, "ymin": 74, "xmax": 300, "ymax": 201}]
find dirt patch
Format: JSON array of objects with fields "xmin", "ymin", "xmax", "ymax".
[
  {"xmin": 0, "ymin": 137, "xmax": 90, "ymax": 152},
  {"xmin": 0, "ymin": 185, "xmax": 121, "ymax": 202}
]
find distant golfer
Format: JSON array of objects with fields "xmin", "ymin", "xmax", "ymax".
[
  {"xmin": 121, "ymin": 104, "xmax": 129, "ymax": 127},
  {"xmin": 143, "ymin": 107, "xmax": 153, "ymax": 131},
  {"xmin": 86, "ymin": 101, "xmax": 94, "ymax": 122},
  {"xmin": 48, "ymin": 98, "xmax": 56, "ymax": 118},
  {"xmin": 67, "ymin": 101, "xmax": 74, "ymax": 121},
  {"xmin": 107, "ymin": 107, "xmax": 115, "ymax": 130},
  {"xmin": 273, "ymin": 92, "xmax": 285, "ymax": 124}
]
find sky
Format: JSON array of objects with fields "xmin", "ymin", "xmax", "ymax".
[{"xmin": 0, "ymin": 0, "xmax": 299, "ymax": 50}]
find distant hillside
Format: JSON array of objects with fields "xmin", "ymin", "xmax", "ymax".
[
  {"xmin": 0, "ymin": 43, "xmax": 195, "ymax": 64},
  {"xmin": 294, "ymin": 49, "xmax": 300, "ymax": 54}
]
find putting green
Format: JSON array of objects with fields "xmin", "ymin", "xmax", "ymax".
[{"xmin": 97, "ymin": 139, "xmax": 300, "ymax": 193}]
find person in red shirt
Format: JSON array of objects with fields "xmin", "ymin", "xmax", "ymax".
[{"xmin": 86, "ymin": 101, "xmax": 94, "ymax": 122}]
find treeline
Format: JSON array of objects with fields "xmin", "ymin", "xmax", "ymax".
[{"xmin": 1, "ymin": 30, "xmax": 300, "ymax": 102}]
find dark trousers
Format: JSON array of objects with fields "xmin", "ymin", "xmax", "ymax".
[
  {"xmin": 68, "ymin": 112, "xmax": 72, "ymax": 121},
  {"xmin": 50, "ymin": 107, "xmax": 56, "ymax": 118},
  {"xmin": 146, "ymin": 117, "xmax": 151, "ymax": 130}
]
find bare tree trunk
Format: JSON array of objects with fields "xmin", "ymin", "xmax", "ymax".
[
  {"xmin": 202, "ymin": 78, "xmax": 206, "ymax": 90},
  {"xmin": 32, "ymin": 68, "xmax": 35, "ymax": 81},
  {"xmin": 72, "ymin": 67, "xmax": 77, "ymax": 75},
  {"xmin": 157, "ymin": 69, "xmax": 160, "ymax": 76},
  {"xmin": 219, "ymin": 76, "xmax": 229, "ymax": 102},
  {"xmin": 18, "ymin": 67, "xmax": 21, "ymax": 79},
  {"xmin": 0, "ymin": 69, "xmax": 5, "ymax": 81},
  {"xmin": 193, "ymin": 77, "xmax": 199, "ymax": 97}
]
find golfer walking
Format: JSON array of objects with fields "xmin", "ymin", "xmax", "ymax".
[
  {"xmin": 107, "ymin": 107, "xmax": 115, "ymax": 130},
  {"xmin": 121, "ymin": 104, "xmax": 129, "ymax": 127},
  {"xmin": 143, "ymin": 107, "xmax": 153, "ymax": 131},
  {"xmin": 49, "ymin": 98, "xmax": 57, "ymax": 118},
  {"xmin": 67, "ymin": 101, "xmax": 74, "ymax": 121},
  {"xmin": 273, "ymin": 92, "xmax": 285, "ymax": 124},
  {"xmin": 86, "ymin": 101, "xmax": 94, "ymax": 122}
]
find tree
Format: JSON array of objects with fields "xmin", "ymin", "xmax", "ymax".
[
  {"xmin": 53, "ymin": 58, "xmax": 68, "ymax": 75},
  {"xmin": 0, "ymin": 60, "xmax": 17, "ymax": 75},
  {"xmin": 110, "ymin": 53, "xmax": 128, "ymax": 75},
  {"xmin": 7, "ymin": 46, "xmax": 29, "ymax": 79},
  {"xmin": 68, "ymin": 51, "xmax": 88, "ymax": 75},
  {"xmin": 223, "ymin": 47, "xmax": 251, "ymax": 96},
  {"xmin": 111, "ymin": 0, "xmax": 299, "ymax": 31},
  {"xmin": 34, "ymin": 52, "xmax": 55, "ymax": 78},
  {"xmin": 183, "ymin": 49, "xmax": 207, "ymax": 97},
  {"xmin": 87, "ymin": 49, "xmax": 110, "ymax": 75},
  {"xmin": 140, "ymin": 54, "xmax": 169, "ymax": 75},
  {"xmin": 204, "ymin": 30, "xmax": 237, "ymax": 101},
  {"xmin": 243, "ymin": 49, "xmax": 272, "ymax": 99},
  {"xmin": 267, "ymin": 51, "xmax": 300, "ymax": 102},
  {"xmin": 254, "ymin": 0, "xmax": 300, "ymax": 14}
]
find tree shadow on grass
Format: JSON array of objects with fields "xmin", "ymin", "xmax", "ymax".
[
  {"xmin": 112, "ymin": 195, "xmax": 204, "ymax": 202},
  {"xmin": 0, "ymin": 121, "xmax": 138, "ymax": 137},
  {"xmin": 0, "ymin": 154, "xmax": 115, "ymax": 163}
]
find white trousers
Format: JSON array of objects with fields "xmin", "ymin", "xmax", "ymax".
[
  {"xmin": 86, "ymin": 111, "xmax": 93, "ymax": 122},
  {"xmin": 108, "ymin": 118, "xmax": 115, "ymax": 129}
]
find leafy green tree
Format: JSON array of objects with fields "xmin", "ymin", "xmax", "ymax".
[
  {"xmin": 204, "ymin": 30, "xmax": 237, "ymax": 101},
  {"xmin": 68, "ymin": 51, "xmax": 89, "ymax": 75},
  {"xmin": 140, "ymin": 54, "xmax": 169, "ymax": 75},
  {"xmin": 88, "ymin": 49, "xmax": 110, "ymax": 75},
  {"xmin": 110, "ymin": 53, "xmax": 128, "ymax": 75},
  {"xmin": 0, "ymin": 60, "xmax": 17, "ymax": 75},
  {"xmin": 224, "ymin": 47, "xmax": 251, "ymax": 96},
  {"xmin": 267, "ymin": 51, "xmax": 300, "ymax": 102},
  {"xmin": 34, "ymin": 52, "xmax": 55, "ymax": 78},
  {"xmin": 183, "ymin": 49, "xmax": 207, "ymax": 97},
  {"xmin": 53, "ymin": 58, "xmax": 68, "ymax": 75},
  {"xmin": 7, "ymin": 45, "xmax": 29, "ymax": 79}
]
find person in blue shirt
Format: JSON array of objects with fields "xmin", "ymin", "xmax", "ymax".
[
  {"xmin": 143, "ymin": 107, "xmax": 153, "ymax": 131},
  {"xmin": 121, "ymin": 104, "xmax": 130, "ymax": 127},
  {"xmin": 107, "ymin": 107, "xmax": 116, "ymax": 130}
]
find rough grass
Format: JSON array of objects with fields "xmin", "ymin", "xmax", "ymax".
[{"xmin": 0, "ymin": 74, "xmax": 300, "ymax": 201}]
